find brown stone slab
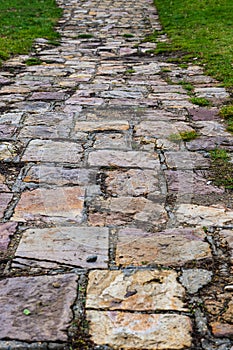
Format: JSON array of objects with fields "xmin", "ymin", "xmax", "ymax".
[
  {"xmin": 116, "ymin": 228, "xmax": 211, "ymax": 267},
  {"xmin": 15, "ymin": 227, "xmax": 108, "ymax": 268},
  {"xmin": 74, "ymin": 120, "xmax": 129, "ymax": 132},
  {"xmin": 12, "ymin": 187, "xmax": 85, "ymax": 223},
  {"xmin": 22, "ymin": 140, "xmax": 83, "ymax": 163},
  {"xmin": 211, "ymin": 322, "xmax": 233, "ymax": 338},
  {"xmin": 0, "ymin": 222, "xmax": 17, "ymax": 251},
  {"xmin": 88, "ymin": 150, "xmax": 160, "ymax": 169},
  {"xmin": 87, "ymin": 311, "xmax": 192, "ymax": 349},
  {"xmin": 0, "ymin": 274, "xmax": 78, "ymax": 341},
  {"xmin": 0, "ymin": 193, "xmax": 13, "ymax": 219},
  {"xmin": 86, "ymin": 269, "xmax": 187, "ymax": 311}
]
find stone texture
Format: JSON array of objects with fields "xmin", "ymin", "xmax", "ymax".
[
  {"xmin": 0, "ymin": 142, "xmax": 17, "ymax": 160},
  {"xmin": 15, "ymin": 227, "xmax": 108, "ymax": 268},
  {"xmin": 89, "ymin": 197, "xmax": 167, "ymax": 227},
  {"xmin": 28, "ymin": 92, "xmax": 67, "ymax": 101},
  {"xmin": 12, "ymin": 187, "xmax": 84, "ymax": 223},
  {"xmin": 22, "ymin": 140, "xmax": 83, "ymax": 163},
  {"xmin": 23, "ymin": 165, "xmax": 96, "ymax": 186},
  {"xmin": 180, "ymin": 269, "xmax": 213, "ymax": 294},
  {"xmin": 219, "ymin": 230, "xmax": 233, "ymax": 264},
  {"xmin": 0, "ymin": 193, "xmax": 13, "ymax": 219},
  {"xmin": 0, "ymin": 222, "xmax": 17, "ymax": 251},
  {"xmin": 175, "ymin": 204, "xmax": 233, "ymax": 227},
  {"xmin": 0, "ymin": 274, "xmax": 78, "ymax": 341},
  {"xmin": 86, "ymin": 269, "xmax": 187, "ymax": 311},
  {"xmin": 88, "ymin": 150, "xmax": 160, "ymax": 169},
  {"xmin": 105, "ymin": 169, "xmax": 164, "ymax": 198},
  {"xmin": 74, "ymin": 120, "xmax": 129, "ymax": 132},
  {"xmin": 116, "ymin": 228, "xmax": 211, "ymax": 266},
  {"xmin": 165, "ymin": 151, "xmax": 210, "ymax": 169},
  {"xmin": 87, "ymin": 311, "xmax": 192, "ymax": 349},
  {"xmin": 135, "ymin": 121, "xmax": 194, "ymax": 139},
  {"xmin": 188, "ymin": 108, "xmax": 219, "ymax": 121},
  {"xmin": 211, "ymin": 322, "xmax": 233, "ymax": 338},
  {"xmin": 94, "ymin": 133, "xmax": 130, "ymax": 149}
]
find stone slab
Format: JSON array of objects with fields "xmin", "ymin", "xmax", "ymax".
[
  {"xmin": 94, "ymin": 133, "xmax": 130, "ymax": 150},
  {"xmin": 22, "ymin": 140, "xmax": 83, "ymax": 163},
  {"xmin": 116, "ymin": 228, "xmax": 211, "ymax": 267},
  {"xmin": 28, "ymin": 92, "xmax": 67, "ymax": 101},
  {"xmin": 0, "ymin": 274, "xmax": 78, "ymax": 341},
  {"xmin": 87, "ymin": 311, "xmax": 192, "ymax": 349},
  {"xmin": 74, "ymin": 120, "xmax": 129, "ymax": 132},
  {"xmin": 0, "ymin": 222, "xmax": 17, "ymax": 251},
  {"xmin": 86, "ymin": 269, "xmax": 186, "ymax": 311},
  {"xmin": 0, "ymin": 193, "xmax": 13, "ymax": 219},
  {"xmin": 105, "ymin": 169, "xmax": 163, "ymax": 198},
  {"xmin": 15, "ymin": 227, "xmax": 108, "ymax": 268},
  {"xmin": 12, "ymin": 187, "xmax": 85, "ymax": 223},
  {"xmin": 24, "ymin": 166, "xmax": 96, "ymax": 186},
  {"xmin": 180, "ymin": 269, "xmax": 213, "ymax": 294},
  {"xmin": 219, "ymin": 229, "xmax": 233, "ymax": 264},
  {"xmin": 175, "ymin": 204, "xmax": 233, "ymax": 227},
  {"xmin": 165, "ymin": 151, "xmax": 210, "ymax": 169},
  {"xmin": 0, "ymin": 142, "xmax": 17, "ymax": 160},
  {"xmin": 135, "ymin": 121, "xmax": 194, "ymax": 139},
  {"xmin": 211, "ymin": 322, "xmax": 233, "ymax": 338},
  {"xmin": 88, "ymin": 150, "xmax": 160, "ymax": 169}
]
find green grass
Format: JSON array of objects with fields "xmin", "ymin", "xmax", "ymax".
[
  {"xmin": 209, "ymin": 148, "xmax": 233, "ymax": 189},
  {"xmin": 0, "ymin": 0, "xmax": 62, "ymax": 62},
  {"xmin": 169, "ymin": 130, "xmax": 198, "ymax": 142},
  {"xmin": 189, "ymin": 97, "xmax": 210, "ymax": 107},
  {"xmin": 154, "ymin": 0, "xmax": 233, "ymax": 87},
  {"xmin": 77, "ymin": 34, "xmax": 93, "ymax": 39},
  {"xmin": 219, "ymin": 105, "xmax": 233, "ymax": 133}
]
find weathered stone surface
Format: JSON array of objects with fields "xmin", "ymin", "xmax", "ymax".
[
  {"xmin": 195, "ymin": 87, "xmax": 229, "ymax": 99},
  {"xmin": 180, "ymin": 269, "xmax": 213, "ymax": 294},
  {"xmin": 12, "ymin": 187, "xmax": 84, "ymax": 223},
  {"xmin": 88, "ymin": 150, "xmax": 160, "ymax": 169},
  {"xmin": 89, "ymin": 197, "xmax": 167, "ymax": 227},
  {"xmin": 0, "ymin": 124, "xmax": 16, "ymax": 138},
  {"xmin": 94, "ymin": 133, "xmax": 130, "ymax": 149},
  {"xmin": 0, "ymin": 193, "xmax": 13, "ymax": 219},
  {"xmin": 219, "ymin": 229, "xmax": 233, "ymax": 264},
  {"xmin": 86, "ymin": 269, "xmax": 187, "ymax": 311},
  {"xmin": 0, "ymin": 274, "xmax": 78, "ymax": 341},
  {"xmin": 188, "ymin": 107, "xmax": 219, "ymax": 121},
  {"xmin": 186, "ymin": 136, "xmax": 233, "ymax": 151},
  {"xmin": 19, "ymin": 125, "xmax": 71, "ymax": 139},
  {"xmin": 105, "ymin": 169, "xmax": 164, "ymax": 198},
  {"xmin": 22, "ymin": 140, "xmax": 83, "ymax": 163},
  {"xmin": 28, "ymin": 92, "xmax": 67, "ymax": 101},
  {"xmin": 15, "ymin": 227, "xmax": 108, "ymax": 268},
  {"xmin": 165, "ymin": 170, "xmax": 224, "ymax": 195},
  {"xmin": 0, "ymin": 142, "xmax": 17, "ymax": 160},
  {"xmin": 195, "ymin": 121, "xmax": 231, "ymax": 137},
  {"xmin": 0, "ymin": 173, "xmax": 10, "ymax": 192},
  {"xmin": 0, "ymin": 222, "xmax": 17, "ymax": 251},
  {"xmin": 65, "ymin": 95, "xmax": 104, "ymax": 105},
  {"xmin": 24, "ymin": 166, "xmax": 96, "ymax": 185},
  {"xmin": 87, "ymin": 311, "xmax": 192, "ymax": 349},
  {"xmin": 211, "ymin": 322, "xmax": 233, "ymax": 338},
  {"xmin": 175, "ymin": 204, "xmax": 233, "ymax": 226},
  {"xmin": 74, "ymin": 120, "xmax": 129, "ymax": 132},
  {"xmin": 116, "ymin": 228, "xmax": 211, "ymax": 266},
  {"xmin": 165, "ymin": 151, "xmax": 210, "ymax": 169},
  {"xmin": 135, "ymin": 121, "xmax": 194, "ymax": 139}
]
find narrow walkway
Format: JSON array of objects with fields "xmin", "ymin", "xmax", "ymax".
[{"xmin": 0, "ymin": 0, "xmax": 232, "ymax": 349}]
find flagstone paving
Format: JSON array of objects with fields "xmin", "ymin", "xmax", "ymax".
[{"xmin": 0, "ymin": 0, "xmax": 232, "ymax": 349}]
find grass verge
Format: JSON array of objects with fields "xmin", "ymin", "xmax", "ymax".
[
  {"xmin": 0, "ymin": 0, "xmax": 62, "ymax": 63},
  {"xmin": 153, "ymin": 0, "xmax": 233, "ymax": 88},
  {"xmin": 209, "ymin": 149, "xmax": 233, "ymax": 190}
]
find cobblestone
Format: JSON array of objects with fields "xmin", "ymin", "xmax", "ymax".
[{"xmin": 0, "ymin": 0, "xmax": 232, "ymax": 348}]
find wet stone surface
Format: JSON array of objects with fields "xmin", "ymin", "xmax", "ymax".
[{"xmin": 0, "ymin": 0, "xmax": 232, "ymax": 347}]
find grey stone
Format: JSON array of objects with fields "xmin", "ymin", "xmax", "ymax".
[{"xmin": 180, "ymin": 269, "xmax": 213, "ymax": 293}]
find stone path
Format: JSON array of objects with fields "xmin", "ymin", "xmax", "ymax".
[{"xmin": 0, "ymin": 0, "xmax": 232, "ymax": 349}]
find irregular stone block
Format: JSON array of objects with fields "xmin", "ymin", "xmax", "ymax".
[
  {"xmin": 0, "ymin": 193, "xmax": 13, "ymax": 219},
  {"xmin": 12, "ymin": 187, "xmax": 84, "ymax": 223},
  {"xmin": 22, "ymin": 140, "xmax": 83, "ymax": 163},
  {"xmin": 0, "ymin": 222, "xmax": 17, "ymax": 251},
  {"xmin": 94, "ymin": 133, "xmax": 130, "ymax": 150},
  {"xmin": 28, "ymin": 92, "xmax": 67, "ymax": 101},
  {"xmin": 0, "ymin": 274, "xmax": 78, "ymax": 341},
  {"xmin": 165, "ymin": 151, "xmax": 210, "ymax": 169},
  {"xmin": 15, "ymin": 227, "xmax": 108, "ymax": 268},
  {"xmin": 180, "ymin": 269, "xmax": 213, "ymax": 294},
  {"xmin": 219, "ymin": 229, "xmax": 233, "ymax": 264},
  {"xmin": 24, "ymin": 166, "xmax": 96, "ymax": 186},
  {"xmin": 175, "ymin": 204, "xmax": 233, "ymax": 227},
  {"xmin": 74, "ymin": 120, "xmax": 129, "ymax": 132},
  {"xmin": 116, "ymin": 228, "xmax": 211, "ymax": 267},
  {"xmin": 87, "ymin": 311, "xmax": 192, "ymax": 349},
  {"xmin": 86, "ymin": 269, "xmax": 187, "ymax": 311},
  {"xmin": 0, "ymin": 142, "xmax": 17, "ymax": 160},
  {"xmin": 135, "ymin": 121, "xmax": 194, "ymax": 139},
  {"xmin": 88, "ymin": 150, "xmax": 160, "ymax": 169},
  {"xmin": 211, "ymin": 322, "xmax": 233, "ymax": 338}
]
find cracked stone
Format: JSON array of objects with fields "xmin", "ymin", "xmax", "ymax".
[
  {"xmin": 116, "ymin": 227, "xmax": 211, "ymax": 267},
  {"xmin": 87, "ymin": 311, "xmax": 192, "ymax": 349},
  {"xmin": 22, "ymin": 140, "xmax": 83, "ymax": 163},
  {"xmin": 0, "ymin": 274, "xmax": 78, "ymax": 341},
  {"xmin": 15, "ymin": 227, "xmax": 108, "ymax": 268},
  {"xmin": 86, "ymin": 269, "xmax": 187, "ymax": 311},
  {"xmin": 0, "ymin": 193, "xmax": 13, "ymax": 219},
  {"xmin": 12, "ymin": 187, "xmax": 84, "ymax": 223},
  {"xmin": 0, "ymin": 222, "xmax": 17, "ymax": 251},
  {"xmin": 0, "ymin": 142, "xmax": 17, "ymax": 160}
]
